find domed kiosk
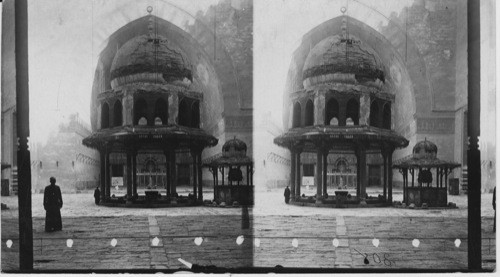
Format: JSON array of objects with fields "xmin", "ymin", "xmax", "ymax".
[
  {"xmin": 83, "ymin": 9, "xmax": 218, "ymax": 207},
  {"xmin": 393, "ymin": 139, "xmax": 460, "ymax": 207},
  {"xmin": 274, "ymin": 10, "xmax": 409, "ymax": 207},
  {"xmin": 204, "ymin": 137, "xmax": 254, "ymax": 206}
]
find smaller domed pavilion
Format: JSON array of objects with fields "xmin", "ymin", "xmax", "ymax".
[
  {"xmin": 204, "ymin": 137, "xmax": 253, "ymax": 205},
  {"xmin": 393, "ymin": 138, "xmax": 460, "ymax": 207}
]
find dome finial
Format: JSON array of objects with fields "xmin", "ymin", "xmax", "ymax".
[
  {"xmin": 147, "ymin": 6, "xmax": 153, "ymax": 15},
  {"xmin": 341, "ymin": 6, "xmax": 347, "ymax": 14}
]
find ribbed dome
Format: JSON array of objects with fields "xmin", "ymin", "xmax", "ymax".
[
  {"xmin": 110, "ymin": 34, "xmax": 192, "ymax": 89},
  {"xmin": 412, "ymin": 138, "xmax": 438, "ymax": 159},
  {"xmin": 222, "ymin": 137, "xmax": 247, "ymax": 157},
  {"xmin": 302, "ymin": 34, "xmax": 384, "ymax": 89}
]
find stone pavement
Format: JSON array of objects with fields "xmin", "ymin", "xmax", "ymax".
[
  {"xmin": 2, "ymin": 214, "xmax": 252, "ymax": 271},
  {"xmin": 252, "ymin": 215, "xmax": 495, "ymax": 270},
  {"xmin": 1, "ymin": 190, "xmax": 497, "ymax": 272}
]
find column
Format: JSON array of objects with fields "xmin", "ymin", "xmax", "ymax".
[
  {"xmin": 100, "ymin": 149, "xmax": 106, "ymax": 200},
  {"xmin": 357, "ymin": 144, "xmax": 367, "ymax": 199},
  {"xmin": 221, "ymin": 167, "xmax": 225, "ymax": 186},
  {"xmin": 290, "ymin": 149, "xmax": 296, "ymax": 199},
  {"xmin": 296, "ymin": 150, "xmax": 302, "ymax": 197},
  {"xmin": 322, "ymin": 150, "xmax": 328, "ymax": 197},
  {"xmin": 197, "ymin": 152, "xmax": 203, "ymax": 201},
  {"xmin": 315, "ymin": 148, "xmax": 323, "ymax": 202},
  {"xmin": 164, "ymin": 150, "xmax": 170, "ymax": 197},
  {"xmin": 191, "ymin": 150, "xmax": 198, "ymax": 199},
  {"xmin": 15, "ymin": 0, "xmax": 33, "ymax": 269},
  {"xmin": 105, "ymin": 148, "xmax": 111, "ymax": 199},
  {"xmin": 126, "ymin": 151, "xmax": 132, "ymax": 198},
  {"xmin": 387, "ymin": 148, "xmax": 393, "ymax": 204},
  {"xmin": 382, "ymin": 151, "xmax": 387, "ymax": 201},
  {"xmin": 132, "ymin": 150, "xmax": 137, "ymax": 196},
  {"xmin": 355, "ymin": 152, "xmax": 360, "ymax": 197},
  {"xmin": 212, "ymin": 166, "xmax": 217, "ymax": 201},
  {"xmin": 170, "ymin": 149, "xmax": 177, "ymax": 196}
]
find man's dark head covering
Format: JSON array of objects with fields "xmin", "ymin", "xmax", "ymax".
[{"xmin": 50, "ymin": 177, "xmax": 56, "ymax": 184}]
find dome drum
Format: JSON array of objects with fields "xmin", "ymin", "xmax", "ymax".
[
  {"xmin": 96, "ymin": 89, "xmax": 203, "ymax": 130},
  {"xmin": 288, "ymin": 89, "xmax": 394, "ymax": 130}
]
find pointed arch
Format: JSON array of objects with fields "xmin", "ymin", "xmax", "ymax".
[
  {"xmin": 304, "ymin": 99, "xmax": 314, "ymax": 126},
  {"xmin": 325, "ymin": 98, "xmax": 339, "ymax": 125},
  {"xmin": 383, "ymin": 102, "xmax": 391, "ymax": 130},
  {"xmin": 346, "ymin": 98, "xmax": 359, "ymax": 126},
  {"xmin": 191, "ymin": 100, "xmax": 200, "ymax": 128},
  {"xmin": 134, "ymin": 98, "xmax": 148, "ymax": 125},
  {"xmin": 101, "ymin": 102, "xmax": 110, "ymax": 129},
  {"xmin": 113, "ymin": 100, "xmax": 123, "ymax": 127},
  {"xmin": 154, "ymin": 98, "xmax": 168, "ymax": 126},
  {"xmin": 292, "ymin": 102, "xmax": 302, "ymax": 128},
  {"xmin": 178, "ymin": 98, "xmax": 191, "ymax": 127}
]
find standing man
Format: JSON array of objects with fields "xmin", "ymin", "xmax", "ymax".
[
  {"xmin": 94, "ymin": 187, "xmax": 101, "ymax": 205},
  {"xmin": 44, "ymin": 177, "xmax": 63, "ymax": 232},
  {"xmin": 284, "ymin": 186, "xmax": 291, "ymax": 204}
]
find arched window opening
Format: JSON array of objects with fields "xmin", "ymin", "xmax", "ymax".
[
  {"xmin": 178, "ymin": 98, "xmax": 191, "ymax": 127},
  {"xmin": 134, "ymin": 98, "xmax": 148, "ymax": 126},
  {"xmin": 154, "ymin": 117, "xmax": 162, "ymax": 125},
  {"xmin": 304, "ymin": 99, "xmax": 314, "ymax": 126},
  {"xmin": 292, "ymin": 102, "xmax": 301, "ymax": 128},
  {"xmin": 191, "ymin": 101, "xmax": 200, "ymax": 128},
  {"xmin": 325, "ymin": 98, "xmax": 339, "ymax": 125},
  {"xmin": 383, "ymin": 103, "xmax": 391, "ymax": 130},
  {"xmin": 101, "ymin": 102, "xmax": 110, "ymax": 129},
  {"xmin": 154, "ymin": 98, "xmax": 168, "ymax": 126},
  {"xmin": 329, "ymin": 117, "xmax": 339, "ymax": 126},
  {"xmin": 138, "ymin": 117, "xmax": 148, "ymax": 126},
  {"xmin": 370, "ymin": 100, "xmax": 379, "ymax": 128},
  {"xmin": 113, "ymin": 100, "xmax": 122, "ymax": 127},
  {"xmin": 346, "ymin": 118, "xmax": 354, "ymax": 126},
  {"xmin": 346, "ymin": 99, "xmax": 359, "ymax": 125}
]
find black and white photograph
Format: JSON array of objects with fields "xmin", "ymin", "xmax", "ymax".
[{"xmin": 0, "ymin": 0, "xmax": 497, "ymax": 273}]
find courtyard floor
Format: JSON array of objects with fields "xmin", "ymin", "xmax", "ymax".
[{"xmin": 1, "ymin": 187, "xmax": 496, "ymax": 272}]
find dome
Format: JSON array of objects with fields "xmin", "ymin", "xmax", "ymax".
[
  {"xmin": 302, "ymin": 34, "xmax": 385, "ymax": 88},
  {"xmin": 412, "ymin": 138, "xmax": 438, "ymax": 159},
  {"xmin": 222, "ymin": 137, "xmax": 247, "ymax": 157},
  {"xmin": 110, "ymin": 34, "xmax": 192, "ymax": 89}
]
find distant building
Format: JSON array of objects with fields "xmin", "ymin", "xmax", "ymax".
[{"xmin": 31, "ymin": 114, "xmax": 100, "ymax": 193}]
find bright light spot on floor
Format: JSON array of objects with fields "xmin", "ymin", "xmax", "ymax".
[
  {"xmin": 372, "ymin": 238, "xmax": 380, "ymax": 247},
  {"xmin": 152, "ymin": 237, "xmax": 160, "ymax": 246},
  {"xmin": 292, "ymin": 238, "xmax": 299, "ymax": 248},
  {"xmin": 194, "ymin": 237, "xmax": 203, "ymax": 246},
  {"xmin": 178, "ymin": 258, "xmax": 193, "ymax": 269},
  {"xmin": 6, "ymin": 240, "xmax": 13, "ymax": 248},
  {"xmin": 254, "ymin": 238, "xmax": 261, "ymax": 247},
  {"xmin": 111, "ymin": 238, "xmax": 117, "ymax": 247},
  {"xmin": 66, "ymin": 239, "xmax": 74, "ymax": 248},
  {"xmin": 455, "ymin": 239, "xmax": 461, "ymax": 248},
  {"xmin": 236, "ymin": 235, "xmax": 244, "ymax": 245},
  {"xmin": 412, "ymin": 239, "xmax": 420, "ymax": 248},
  {"xmin": 332, "ymin": 238, "xmax": 339, "ymax": 247}
]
